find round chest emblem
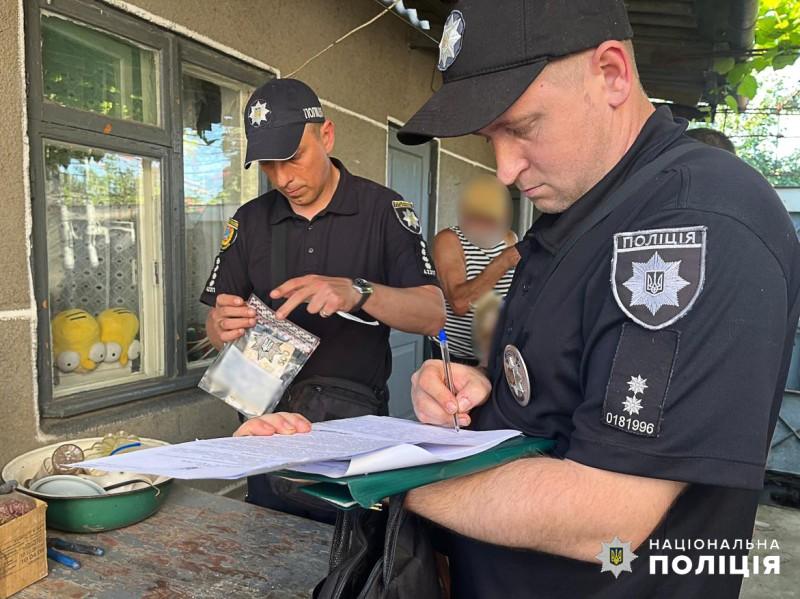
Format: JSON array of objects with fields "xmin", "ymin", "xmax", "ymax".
[{"xmin": 503, "ymin": 344, "xmax": 531, "ymax": 406}]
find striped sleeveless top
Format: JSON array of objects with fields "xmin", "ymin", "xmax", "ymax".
[{"xmin": 444, "ymin": 226, "xmax": 515, "ymax": 360}]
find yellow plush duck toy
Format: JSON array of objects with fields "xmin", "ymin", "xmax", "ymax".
[
  {"xmin": 52, "ymin": 309, "xmax": 106, "ymax": 373},
  {"xmin": 98, "ymin": 308, "xmax": 140, "ymax": 367}
]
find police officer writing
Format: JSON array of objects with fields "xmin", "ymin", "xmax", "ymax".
[
  {"xmin": 395, "ymin": 1, "xmax": 800, "ymax": 597},
  {"xmin": 201, "ymin": 78, "xmax": 445, "ymax": 519}
]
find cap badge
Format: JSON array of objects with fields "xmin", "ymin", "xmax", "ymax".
[
  {"xmin": 503, "ymin": 344, "xmax": 531, "ymax": 406},
  {"xmin": 248, "ymin": 100, "xmax": 270, "ymax": 127},
  {"xmin": 438, "ymin": 10, "xmax": 464, "ymax": 72}
]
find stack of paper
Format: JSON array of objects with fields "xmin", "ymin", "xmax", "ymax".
[
  {"xmin": 75, "ymin": 416, "xmax": 523, "ymax": 480},
  {"xmin": 288, "ymin": 435, "xmax": 555, "ymax": 509}
]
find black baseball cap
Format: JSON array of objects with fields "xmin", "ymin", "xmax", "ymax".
[
  {"xmin": 398, "ymin": 0, "xmax": 633, "ymax": 145},
  {"xmin": 243, "ymin": 78, "xmax": 325, "ymax": 167}
]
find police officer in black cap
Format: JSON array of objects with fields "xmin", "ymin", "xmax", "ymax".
[
  {"xmin": 201, "ymin": 78, "xmax": 445, "ymax": 520},
  {"xmin": 400, "ymin": 1, "xmax": 800, "ymax": 597}
]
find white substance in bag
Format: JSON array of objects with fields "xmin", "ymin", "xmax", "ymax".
[{"xmin": 199, "ymin": 294, "xmax": 320, "ymax": 417}]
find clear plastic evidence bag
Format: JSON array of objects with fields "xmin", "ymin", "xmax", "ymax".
[{"xmin": 199, "ymin": 294, "xmax": 320, "ymax": 418}]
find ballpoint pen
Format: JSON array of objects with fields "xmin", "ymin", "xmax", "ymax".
[
  {"xmin": 47, "ymin": 547, "xmax": 81, "ymax": 570},
  {"xmin": 48, "ymin": 537, "xmax": 105, "ymax": 556},
  {"xmin": 438, "ymin": 329, "xmax": 460, "ymax": 432}
]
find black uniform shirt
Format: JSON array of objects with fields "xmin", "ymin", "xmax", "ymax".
[
  {"xmin": 200, "ymin": 158, "xmax": 438, "ymax": 390},
  {"xmin": 448, "ymin": 108, "xmax": 800, "ymax": 598}
]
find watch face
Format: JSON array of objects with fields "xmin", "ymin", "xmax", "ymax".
[{"xmin": 353, "ymin": 278, "xmax": 373, "ymax": 294}]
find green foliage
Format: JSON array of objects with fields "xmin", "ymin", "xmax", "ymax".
[
  {"xmin": 718, "ymin": 0, "xmax": 800, "ymax": 103},
  {"xmin": 707, "ymin": 74, "xmax": 800, "ymax": 187},
  {"xmin": 41, "ymin": 15, "xmax": 155, "ymax": 124},
  {"xmin": 45, "ymin": 146, "xmax": 143, "ymax": 207}
]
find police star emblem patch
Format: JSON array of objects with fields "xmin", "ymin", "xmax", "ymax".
[
  {"xmin": 392, "ymin": 200, "xmax": 422, "ymax": 235},
  {"xmin": 248, "ymin": 100, "xmax": 270, "ymax": 127},
  {"xmin": 220, "ymin": 218, "xmax": 238, "ymax": 251},
  {"xmin": 438, "ymin": 10, "xmax": 464, "ymax": 71},
  {"xmin": 611, "ymin": 226, "xmax": 706, "ymax": 330}
]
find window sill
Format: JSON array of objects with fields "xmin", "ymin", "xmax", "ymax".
[
  {"xmin": 41, "ymin": 369, "xmax": 208, "ymax": 418},
  {"xmin": 39, "ymin": 383, "xmax": 217, "ymax": 437}
]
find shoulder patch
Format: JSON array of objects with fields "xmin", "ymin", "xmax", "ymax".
[
  {"xmin": 220, "ymin": 218, "xmax": 239, "ymax": 251},
  {"xmin": 602, "ymin": 323, "xmax": 679, "ymax": 438},
  {"xmin": 392, "ymin": 200, "xmax": 422, "ymax": 235},
  {"xmin": 611, "ymin": 226, "xmax": 706, "ymax": 330}
]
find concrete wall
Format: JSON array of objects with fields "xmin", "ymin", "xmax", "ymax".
[{"xmin": 0, "ymin": 0, "xmax": 496, "ymax": 478}]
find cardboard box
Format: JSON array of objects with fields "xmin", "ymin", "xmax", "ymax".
[{"xmin": 0, "ymin": 496, "xmax": 47, "ymax": 598}]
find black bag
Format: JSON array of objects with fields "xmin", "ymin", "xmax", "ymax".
[
  {"xmin": 277, "ymin": 376, "xmax": 389, "ymax": 422},
  {"xmin": 313, "ymin": 493, "xmax": 443, "ymax": 599},
  {"xmin": 246, "ymin": 377, "xmax": 389, "ymax": 522}
]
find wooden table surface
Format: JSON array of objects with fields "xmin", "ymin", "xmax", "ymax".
[{"xmin": 16, "ymin": 484, "xmax": 332, "ymax": 598}]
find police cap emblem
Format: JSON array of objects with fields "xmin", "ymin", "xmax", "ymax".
[
  {"xmin": 612, "ymin": 226, "xmax": 706, "ymax": 330},
  {"xmin": 248, "ymin": 100, "xmax": 270, "ymax": 127},
  {"xmin": 438, "ymin": 10, "xmax": 465, "ymax": 71},
  {"xmin": 503, "ymin": 344, "xmax": 531, "ymax": 406}
]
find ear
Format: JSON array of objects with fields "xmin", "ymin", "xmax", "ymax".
[
  {"xmin": 320, "ymin": 119, "xmax": 336, "ymax": 154},
  {"xmin": 591, "ymin": 41, "xmax": 634, "ymax": 109}
]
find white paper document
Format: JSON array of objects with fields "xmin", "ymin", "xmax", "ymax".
[{"xmin": 75, "ymin": 415, "xmax": 521, "ymax": 480}]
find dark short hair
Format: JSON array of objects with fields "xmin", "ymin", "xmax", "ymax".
[{"xmin": 686, "ymin": 128, "xmax": 736, "ymax": 155}]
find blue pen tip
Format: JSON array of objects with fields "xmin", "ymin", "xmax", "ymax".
[{"xmin": 438, "ymin": 329, "xmax": 447, "ymax": 343}]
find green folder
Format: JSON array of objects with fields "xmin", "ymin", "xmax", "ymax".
[{"xmin": 277, "ymin": 436, "xmax": 554, "ymax": 509}]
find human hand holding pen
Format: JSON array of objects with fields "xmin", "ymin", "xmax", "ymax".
[{"xmin": 410, "ymin": 358, "xmax": 492, "ymax": 428}]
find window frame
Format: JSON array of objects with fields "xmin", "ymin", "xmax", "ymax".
[{"xmin": 26, "ymin": 0, "xmax": 272, "ymax": 417}]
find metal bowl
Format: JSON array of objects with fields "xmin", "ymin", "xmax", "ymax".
[{"xmin": 2, "ymin": 437, "xmax": 173, "ymax": 533}]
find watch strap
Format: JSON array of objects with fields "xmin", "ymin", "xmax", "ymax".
[{"xmin": 352, "ymin": 279, "xmax": 372, "ymax": 312}]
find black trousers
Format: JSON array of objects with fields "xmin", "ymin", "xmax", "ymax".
[
  {"xmin": 242, "ymin": 380, "xmax": 389, "ymax": 524},
  {"xmin": 245, "ymin": 471, "xmax": 339, "ymax": 524}
]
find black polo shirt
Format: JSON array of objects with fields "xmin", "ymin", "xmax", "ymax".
[
  {"xmin": 199, "ymin": 158, "xmax": 438, "ymax": 390},
  {"xmin": 446, "ymin": 108, "xmax": 800, "ymax": 597}
]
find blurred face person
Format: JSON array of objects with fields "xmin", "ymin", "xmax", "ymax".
[
  {"xmin": 259, "ymin": 121, "xmax": 338, "ymax": 211},
  {"xmin": 458, "ymin": 174, "xmax": 513, "ymax": 248}
]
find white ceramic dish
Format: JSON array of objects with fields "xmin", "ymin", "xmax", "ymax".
[{"xmin": 30, "ymin": 474, "xmax": 107, "ymax": 497}]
